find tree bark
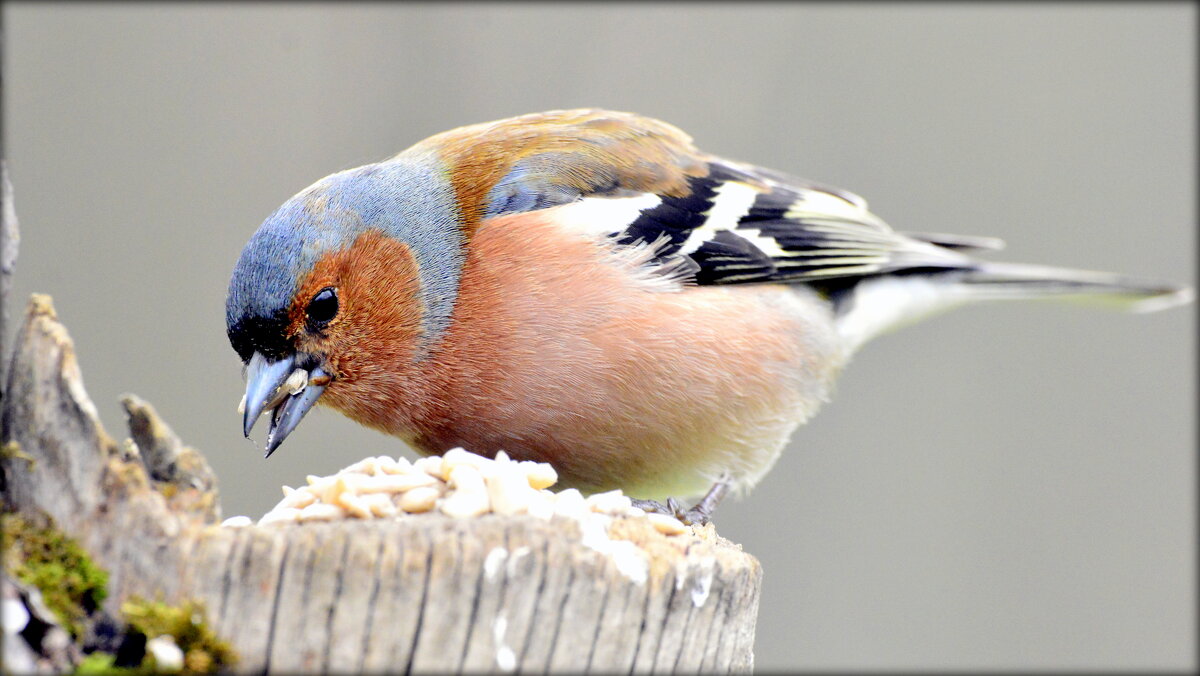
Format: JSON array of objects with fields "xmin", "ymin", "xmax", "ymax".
[
  {"xmin": 1, "ymin": 161, "xmax": 19, "ymax": 394},
  {"xmin": 1, "ymin": 295, "xmax": 762, "ymax": 673}
]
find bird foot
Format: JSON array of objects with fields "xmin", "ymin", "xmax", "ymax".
[{"xmin": 631, "ymin": 476, "xmax": 731, "ymax": 525}]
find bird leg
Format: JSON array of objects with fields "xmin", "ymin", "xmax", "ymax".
[{"xmin": 631, "ymin": 475, "xmax": 732, "ymax": 525}]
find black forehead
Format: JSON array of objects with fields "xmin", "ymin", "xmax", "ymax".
[{"xmin": 226, "ymin": 309, "xmax": 292, "ymax": 363}]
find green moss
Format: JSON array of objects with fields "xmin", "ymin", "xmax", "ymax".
[
  {"xmin": 121, "ymin": 598, "xmax": 237, "ymax": 674},
  {"xmin": 2, "ymin": 514, "xmax": 108, "ymax": 638},
  {"xmin": 2, "ymin": 515, "xmax": 235, "ymax": 674},
  {"xmin": 74, "ymin": 652, "xmax": 132, "ymax": 674}
]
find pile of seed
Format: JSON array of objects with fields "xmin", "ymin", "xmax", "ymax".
[{"xmin": 222, "ymin": 448, "xmax": 689, "ymax": 537}]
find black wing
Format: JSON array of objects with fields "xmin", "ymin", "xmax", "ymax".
[{"xmin": 611, "ymin": 158, "xmax": 973, "ymax": 286}]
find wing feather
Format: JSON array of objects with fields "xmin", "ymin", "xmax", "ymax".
[{"xmin": 445, "ymin": 110, "xmax": 976, "ymax": 286}]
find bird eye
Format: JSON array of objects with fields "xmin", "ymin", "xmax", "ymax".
[{"xmin": 306, "ymin": 287, "xmax": 338, "ymax": 329}]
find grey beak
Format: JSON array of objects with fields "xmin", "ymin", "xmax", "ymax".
[
  {"xmin": 242, "ymin": 351, "xmax": 330, "ymax": 457},
  {"xmin": 243, "ymin": 352, "xmax": 297, "ymax": 438}
]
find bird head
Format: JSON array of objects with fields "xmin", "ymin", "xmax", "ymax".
[{"xmin": 225, "ymin": 155, "xmax": 465, "ymax": 456}]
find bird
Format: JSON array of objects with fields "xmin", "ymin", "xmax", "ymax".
[{"xmin": 226, "ymin": 108, "xmax": 1191, "ymax": 523}]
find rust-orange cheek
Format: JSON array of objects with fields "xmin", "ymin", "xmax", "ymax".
[{"xmin": 289, "ymin": 230, "xmax": 426, "ymax": 403}]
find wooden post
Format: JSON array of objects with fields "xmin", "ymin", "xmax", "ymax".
[{"xmin": 1, "ymin": 295, "xmax": 762, "ymax": 673}]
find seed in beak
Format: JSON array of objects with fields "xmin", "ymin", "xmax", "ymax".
[{"xmin": 284, "ymin": 368, "xmax": 309, "ymax": 395}]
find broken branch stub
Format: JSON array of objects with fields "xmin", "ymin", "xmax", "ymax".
[
  {"xmin": 1, "ymin": 294, "xmax": 763, "ymax": 673},
  {"xmin": 1, "ymin": 160, "xmax": 19, "ymax": 393}
]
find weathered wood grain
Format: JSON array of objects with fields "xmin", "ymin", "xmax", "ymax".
[
  {"xmin": 1, "ymin": 295, "xmax": 762, "ymax": 673},
  {"xmin": 1, "ymin": 161, "xmax": 19, "ymax": 392}
]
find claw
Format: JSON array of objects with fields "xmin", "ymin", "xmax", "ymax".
[
  {"xmin": 629, "ymin": 475, "xmax": 732, "ymax": 526},
  {"xmin": 631, "ymin": 498, "xmax": 674, "ymax": 516}
]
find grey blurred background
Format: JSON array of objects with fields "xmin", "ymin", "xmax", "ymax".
[{"xmin": 2, "ymin": 3, "xmax": 1194, "ymax": 670}]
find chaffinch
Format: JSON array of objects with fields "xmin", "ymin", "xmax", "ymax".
[{"xmin": 226, "ymin": 109, "xmax": 1191, "ymax": 522}]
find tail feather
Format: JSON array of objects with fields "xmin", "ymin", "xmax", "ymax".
[
  {"xmin": 955, "ymin": 261, "xmax": 1190, "ymax": 309},
  {"xmin": 901, "ymin": 231, "xmax": 1007, "ymax": 253},
  {"xmin": 834, "ymin": 260, "xmax": 1192, "ymax": 353},
  {"xmin": 956, "ymin": 262, "xmax": 1194, "ymax": 313}
]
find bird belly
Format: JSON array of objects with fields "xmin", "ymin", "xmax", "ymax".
[
  {"xmin": 415, "ymin": 282, "xmax": 843, "ymax": 499},
  {"xmin": 403, "ymin": 213, "xmax": 847, "ymax": 499}
]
